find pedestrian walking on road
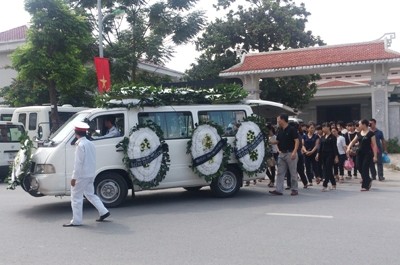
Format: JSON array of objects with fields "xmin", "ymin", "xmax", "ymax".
[
  {"xmin": 344, "ymin": 122, "xmax": 358, "ymax": 179},
  {"xmin": 302, "ymin": 122, "xmax": 320, "ymax": 186},
  {"xmin": 347, "ymin": 119, "xmax": 378, "ymax": 192},
  {"xmin": 63, "ymin": 122, "xmax": 110, "ymax": 227},
  {"xmin": 369, "ymin": 118, "xmax": 388, "ymax": 181},
  {"xmin": 332, "ymin": 127, "xmax": 347, "ymax": 183},
  {"xmin": 316, "ymin": 123, "xmax": 339, "ymax": 191},
  {"xmin": 269, "ymin": 113, "xmax": 299, "ymax": 196}
]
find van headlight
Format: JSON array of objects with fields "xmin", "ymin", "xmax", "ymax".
[{"xmin": 34, "ymin": 164, "xmax": 56, "ymax": 174}]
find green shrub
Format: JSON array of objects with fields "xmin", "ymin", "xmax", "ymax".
[{"xmin": 387, "ymin": 138, "xmax": 400, "ymax": 153}]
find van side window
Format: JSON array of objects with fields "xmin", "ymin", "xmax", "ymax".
[
  {"xmin": 138, "ymin": 112, "xmax": 193, "ymax": 139},
  {"xmin": 29, "ymin": 113, "xmax": 37, "ymax": 131},
  {"xmin": 0, "ymin": 114, "xmax": 12, "ymax": 121},
  {"xmin": 18, "ymin": 113, "xmax": 26, "ymax": 128},
  {"xmin": 89, "ymin": 113, "xmax": 124, "ymax": 140},
  {"xmin": 198, "ymin": 110, "xmax": 247, "ymax": 136}
]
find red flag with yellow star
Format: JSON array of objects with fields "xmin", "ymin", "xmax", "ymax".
[{"xmin": 94, "ymin": 57, "xmax": 111, "ymax": 93}]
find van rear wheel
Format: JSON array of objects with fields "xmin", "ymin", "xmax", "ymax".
[
  {"xmin": 95, "ymin": 172, "xmax": 128, "ymax": 208},
  {"xmin": 210, "ymin": 167, "xmax": 241, "ymax": 198}
]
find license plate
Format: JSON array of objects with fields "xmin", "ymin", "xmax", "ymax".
[{"xmin": 8, "ymin": 152, "xmax": 17, "ymax": 160}]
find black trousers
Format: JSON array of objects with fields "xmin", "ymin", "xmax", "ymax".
[
  {"xmin": 304, "ymin": 153, "xmax": 318, "ymax": 182},
  {"xmin": 357, "ymin": 152, "xmax": 373, "ymax": 189},
  {"xmin": 334, "ymin": 154, "xmax": 347, "ymax": 176},
  {"xmin": 321, "ymin": 153, "xmax": 336, "ymax": 187}
]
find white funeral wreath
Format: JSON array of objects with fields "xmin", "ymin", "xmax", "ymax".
[
  {"xmin": 235, "ymin": 121, "xmax": 266, "ymax": 175},
  {"xmin": 189, "ymin": 124, "xmax": 230, "ymax": 182},
  {"xmin": 119, "ymin": 122, "xmax": 169, "ymax": 189}
]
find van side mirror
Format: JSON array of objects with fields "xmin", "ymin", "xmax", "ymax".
[{"xmin": 38, "ymin": 125, "xmax": 43, "ymax": 140}]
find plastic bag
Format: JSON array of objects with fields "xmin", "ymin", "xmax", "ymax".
[
  {"xmin": 382, "ymin": 153, "xmax": 391, "ymax": 164},
  {"xmin": 344, "ymin": 158, "xmax": 355, "ymax": 171}
]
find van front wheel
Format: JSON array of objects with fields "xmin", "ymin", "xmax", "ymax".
[
  {"xmin": 210, "ymin": 167, "xmax": 241, "ymax": 198},
  {"xmin": 95, "ymin": 172, "xmax": 128, "ymax": 208}
]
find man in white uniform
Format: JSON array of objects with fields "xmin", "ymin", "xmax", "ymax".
[{"xmin": 63, "ymin": 122, "xmax": 110, "ymax": 227}]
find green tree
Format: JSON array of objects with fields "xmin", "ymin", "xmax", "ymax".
[
  {"xmin": 186, "ymin": 0, "xmax": 324, "ymax": 108},
  {"xmin": 12, "ymin": 0, "xmax": 93, "ymax": 129},
  {"xmin": 69, "ymin": 0, "xmax": 206, "ymax": 84},
  {"xmin": 0, "ymin": 80, "xmax": 49, "ymax": 107}
]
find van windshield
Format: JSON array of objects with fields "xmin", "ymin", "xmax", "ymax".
[{"xmin": 50, "ymin": 112, "xmax": 89, "ymax": 144}]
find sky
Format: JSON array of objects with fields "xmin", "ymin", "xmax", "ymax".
[{"xmin": 1, "ymin": 0, "xmax": 400, "ymax": 72}]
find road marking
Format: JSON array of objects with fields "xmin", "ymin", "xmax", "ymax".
[{"xmin": 266, "ymin": 213, "xmax": 333, "ymax": 219}]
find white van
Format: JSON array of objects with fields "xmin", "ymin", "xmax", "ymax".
[
  {"xmin": 14, "ymin": 104, "xmax": 267, "ymax": 207},
  {"xmin": 11, "ymin": 105, "xmax": 87, "ymax": 141},
  {"xmin": 0, "ymin": 121, "xmax": 25, "ymax": 181},
  {"xmin": 0, "ymin": 107, "xmax": 16, "ymax": 121}
]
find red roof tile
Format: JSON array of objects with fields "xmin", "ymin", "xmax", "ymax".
[
  {"xmin": 222, "ymin": 41, "xmax": 400, "ymax": 75},
  {"xmin": 0, "ymin": 25, "xmax": 28, "ymax": 42}
]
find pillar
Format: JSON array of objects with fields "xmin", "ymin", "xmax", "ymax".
[
  {"xmin": 241, "ymin": 75, "xmax": 260, "ymax": 100},
  {"xmin": 370, "ymin": 64, "xmax": 389, "ymax": 137},
  {"xmin": 388, "ymin": 102, "xmax": 400, "ymax": 140}
]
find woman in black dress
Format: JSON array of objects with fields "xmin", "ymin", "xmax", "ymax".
[
  {"xmin": 316, "ymin": 123, "xmax": 339, "ymax": 191},
  {"xmin": 347, "ymin": 119, "xmax": 378, "ymax": 191}
]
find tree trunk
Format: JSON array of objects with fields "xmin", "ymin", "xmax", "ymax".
[{"xmin": 48, "ymin": 81, "xmax": 60, "ymax": 134}]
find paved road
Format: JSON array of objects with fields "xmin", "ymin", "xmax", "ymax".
[{"xmin": 1, "ymin": 168, "xmax": 400, "ymax": 265}]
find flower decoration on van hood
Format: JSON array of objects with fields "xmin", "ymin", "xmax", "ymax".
[
  {"xmin": 96, "ymin": 84, "xmax": 248, "ymax": 108},
  {"xmin": 234, "ymin": 116, "xmax": 269, "ymax": 177},
  {"xmin": 187, "ymin": 122, "xmax": 231, "ymax": 182},
  {"xmin": 117, "ymin": 121, "xmax": 170, "ymax": 189},
  {"xmin": 7, "ymin": 134, "xmax": 35, "ymax": 190}
]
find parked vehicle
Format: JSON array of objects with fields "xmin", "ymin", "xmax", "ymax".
[
  {"xmin": 0, "ymin": 107, "xmax": 16, "ymax": 122},
  {"xmin": 0, "ymin": 121, "xmax": 25, "ymax": 181},
  {"xmin": 11, "ymin": 105, "xmax": 87, "ymax": 141}
]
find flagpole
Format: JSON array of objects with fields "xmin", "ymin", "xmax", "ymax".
[{"xmin": 97, "ymin": 0, "xmax": 104, "ymax": 58}]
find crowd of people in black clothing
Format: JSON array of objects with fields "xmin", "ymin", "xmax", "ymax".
[{"xmin": 247, "ymin": 114, "xmax": 388, "ymax": 194}]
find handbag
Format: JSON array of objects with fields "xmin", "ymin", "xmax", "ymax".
[
  {"xmin": 344, "ymin": 157, "xmax": 355, "ymax": 171},
  {"xmin": 382, "ymin": 153, "xmax": 391, "ymax": 164}
]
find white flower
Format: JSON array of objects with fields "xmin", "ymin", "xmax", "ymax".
[
  {"xmin": 11, "ymin": 149, "xmax": 27, "ymax": 181},
  {"xmin": 191, "ymin": 124, "xmax": 223, "ymax": 176},
  {"xmin": 235, "ymin": 121, "xmax": 265, "ymax": 172},
  {"xmin": 127, "ymin": 127, "xmax": 163, "ymax": 182}
]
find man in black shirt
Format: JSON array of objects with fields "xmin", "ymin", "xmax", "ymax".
[{"xmin": 269, "ymin": 113, "xmax": 299, "ymax": 196}]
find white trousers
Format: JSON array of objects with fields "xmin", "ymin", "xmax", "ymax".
[{"xmin": 70, "ymin": 178, "xmax": 108, "ymax": 225}]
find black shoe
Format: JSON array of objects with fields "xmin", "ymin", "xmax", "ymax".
[
  {"xmin": 96, "ymin": 212, "xmax": 110, "ymax": 222},
  {"xmin": 371, "ymin": 177, "xmax": 376, "ymax": 180},
  {"xmin": 285, "ymin": 187, "xmax": 291, "ymax": 190},
  {"xmin": 269, "ymin": 190, "xmax": 283, "ymax": 195},
  {"xmin": 63, "ymin": 223, "xmax": 80, "ymax": 227},
  {"xmin": 379, "ymin": 177, "xmax": 385, "ymax": 181}
]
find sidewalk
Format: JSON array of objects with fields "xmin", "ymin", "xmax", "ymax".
[{"xmin": 386, "ymin": 153, "xmax": 400, "ymax": 171}]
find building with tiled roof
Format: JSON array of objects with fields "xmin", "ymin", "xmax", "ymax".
[
  {"xmin": 0, "ymin": 25, "xmax": 28, "ymax": 88},
  {"xmin": 220, "ymin": 35, "xmax": 400, "ymax": 140}
]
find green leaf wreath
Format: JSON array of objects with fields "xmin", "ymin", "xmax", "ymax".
[
  {"xmin": 7, "ymin": 133, "xmax": 35, "ymax": 190},
  {"xmin": 186, "ymin": 121, "xmax": 231, "ymax": 182},
  {"xmin": 117, "ymin": 120, "xmax": 170, "ymax": 189},
  {"xmin": 96, "ymin": 84, "xmax": 248, "ymax": 109}
]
